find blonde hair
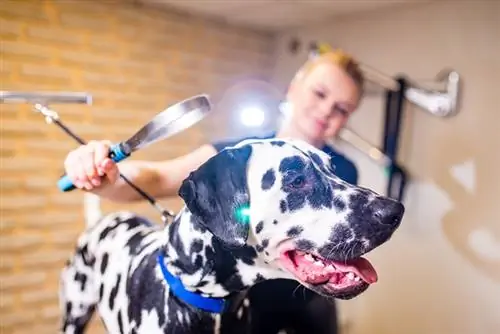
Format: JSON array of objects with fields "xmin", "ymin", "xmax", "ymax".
[{"xmin": 293, "ymin": 44, "xmax": 365, "ymax": 95}]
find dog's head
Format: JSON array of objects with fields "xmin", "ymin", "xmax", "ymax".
[{"xmin": 179, "ymin": 138, "xmax": 405, "ymax": 300}]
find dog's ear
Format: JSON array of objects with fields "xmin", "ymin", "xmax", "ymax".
[{"xmin": 178, "ymin": 145, "xmax": 253, "ymax": 247}]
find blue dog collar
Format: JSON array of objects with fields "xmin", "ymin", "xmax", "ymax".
[{"xmin": 157, "ymin": 253, "xmax": 226, "ymax": 313}]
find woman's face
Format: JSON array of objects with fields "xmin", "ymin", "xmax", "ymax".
[{"xmin": 287, "ymin": 61, "xmax": 361, "ymax": 144}]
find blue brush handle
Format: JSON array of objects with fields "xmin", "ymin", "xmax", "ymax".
[{"xmin": 57, "ymin": 143, "xmax": 130, "ymax": 192}]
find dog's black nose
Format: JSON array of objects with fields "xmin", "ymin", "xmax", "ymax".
[{"xmin": 373, "ymin": 198, "xmax": 405, "ymax": 228}]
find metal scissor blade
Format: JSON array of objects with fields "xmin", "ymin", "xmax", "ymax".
[
  {"xmin": 123, "ymin": 94, "xmax": 211, "ymax": 152},
  {"xmin": 134, "ymin": 106, "xmax": 209, "ymax": 150}
]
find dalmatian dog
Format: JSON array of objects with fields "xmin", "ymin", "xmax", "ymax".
[{"xmin": 59, "ymin": 138, "xmax": 405, "ymax": 334}]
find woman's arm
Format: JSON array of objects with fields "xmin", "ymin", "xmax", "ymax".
[{"xmin": 90, "ymin": 144, "xmax": 218, "ymax": 202}]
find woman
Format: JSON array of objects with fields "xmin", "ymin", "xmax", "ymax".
[{"xmin": 63, "ymin": 47, "xmax": 365, "ymax": 334}]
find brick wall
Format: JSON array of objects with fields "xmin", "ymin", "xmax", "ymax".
[{"xmin": 0, "ymin": 0, "xmax": 275, "ymax": 332}]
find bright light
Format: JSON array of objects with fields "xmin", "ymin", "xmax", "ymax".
[{"xmin": 239, "ymin": 106, "xmax": 265, "ymax": 127}]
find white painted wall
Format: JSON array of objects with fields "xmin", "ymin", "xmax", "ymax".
[{"xmin": 270, "ymin": 1, "xmax": 500, "ymax": 333}]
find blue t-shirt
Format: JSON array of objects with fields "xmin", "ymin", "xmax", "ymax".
[{"xmin": 212, "ymin": 134, "xmax": 358, "ymax": 186}]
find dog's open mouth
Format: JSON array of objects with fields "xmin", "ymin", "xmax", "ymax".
[{"xmin": 280, "ymin": 250, "xmax": 377, "ymax": 293}]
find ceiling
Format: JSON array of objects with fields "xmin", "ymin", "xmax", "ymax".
[{"xmin": 138, "ymin": 0, "xmax": 429, "ymax": 32}]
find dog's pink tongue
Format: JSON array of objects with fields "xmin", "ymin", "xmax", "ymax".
[
  {"xmin": 333, "ymin": 258, "xmax": 378, "ymax": 283},
  {"xmin": 294, "ymin": 255, "xmax": 335, "ymax": 284}
]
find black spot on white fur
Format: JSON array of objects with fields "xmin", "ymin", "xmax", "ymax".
[
  {"xmin": 76, "ymin": 245, "xmax": 94, "ymax": 267},
  {"xmin": 261, "ymin": 168, "xmax": 276, "ymax": 190},
  {"xmin": 279, "ymin": 200, "xmax": 287, "ymax": 213},
  {"xmin": 74, "ymin": 272, "xmax": 87, "ymax": 291},
  {"xmin": 109, "ymin": 274, "xmax": 121, "ymax": 310},
  {"xmin": 65, "ymin": 301, "xmax": 72, "ymax": 314},
  {"xmin": 190, "ymin": 238, "xmax": 204, "ymax": 253},
  {"xmin": 117, "ymin": 310, "xmax": 124, "ymax": 334},
  {"xmin": 270, "ymin": 140, "xmax": 286, "ymax": 147},
  {"xmin": 255, "ymin": 221, "xmax": 264, "ymax": 234},
  {"xmin": 286, "ymin": 226, "xmax": 304, "ymax": 238},
  {"xmin": 100, "ymin": 253, "xmax": 108, "ymax": 274},
  {"xmin": 99, "ymin": 284, "xmax": 104, "ymax": 301},
  {"xmin": 254, "ymin": 239, "xmax": 269, "ymax": 253},
  {"xmin": 99, "ymin": 222, "xmax": 119, "ymax": 241}
]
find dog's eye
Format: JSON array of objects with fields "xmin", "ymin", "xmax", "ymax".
[{"xmin": 290, "ymin": 175, "xmax": 306, "ymax": 188}]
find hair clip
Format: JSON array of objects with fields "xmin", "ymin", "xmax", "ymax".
[
  {"xmin": 309, "ymin": 42, "xmax": 332, "ymax": 59},
  {"xmin": 309, "ymin": 42, "xmax": 354, "ymax": 68}
]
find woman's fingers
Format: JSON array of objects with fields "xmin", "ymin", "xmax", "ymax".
[{"xmin": 63, "ymin": 140, "xmax": 117, "ymax": 190}]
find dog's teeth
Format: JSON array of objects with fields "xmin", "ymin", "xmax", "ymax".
[
  {"xmin": 313, "ymin": 260, "xmax": 324, "ymax": 267},
  {"xmin": 346, "ymin": 272, "xmax": 355, "ymax": 280},
  {"xmin": 354, "ymin": 276, "xmax": 361, "ymax": 282},
  {"xmin": 325, "ymin": 264, "xmax": 336, "ymax": 272},
  {"xmin": 304, "ymin": 254, "xmax": 315, "ymax": 262}
]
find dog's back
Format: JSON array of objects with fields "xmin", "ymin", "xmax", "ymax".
[{"xmin": 59, "ymin": 212, "xmax": 164, "ymax": 333}]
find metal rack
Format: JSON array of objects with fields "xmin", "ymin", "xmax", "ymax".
[{"xmin": 360, "ymin": 65, "xmax": 461, "ymax": 118}]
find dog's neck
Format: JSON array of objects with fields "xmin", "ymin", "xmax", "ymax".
[{"xmin": 160, "ymin": 208, "xmax": 283, "ymax": 299}]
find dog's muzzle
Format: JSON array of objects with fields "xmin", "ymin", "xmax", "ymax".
[{"xmin": 277, "ymin": 197, "xmax": 405, "ymax": 300}]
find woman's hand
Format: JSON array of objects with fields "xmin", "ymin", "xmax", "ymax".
[{"xmin": 63, "ymin": 140, "xmax": 119, "ymax": 190}]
